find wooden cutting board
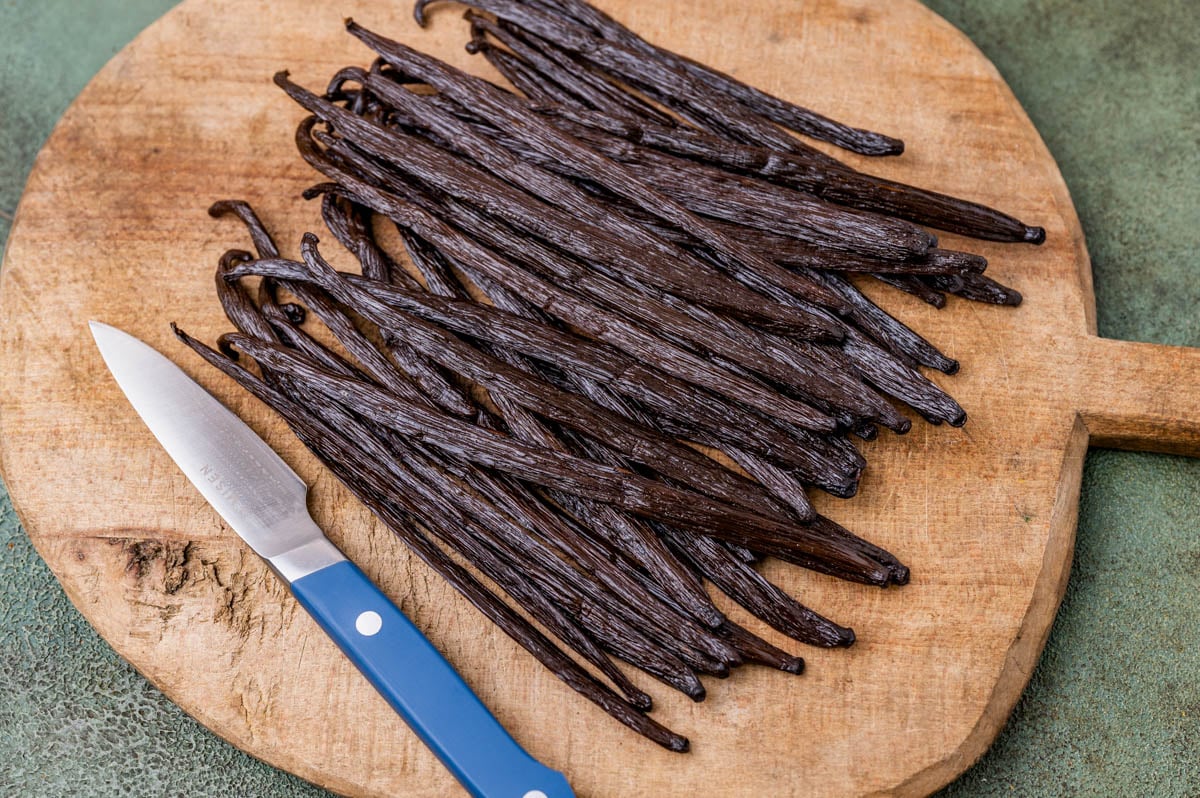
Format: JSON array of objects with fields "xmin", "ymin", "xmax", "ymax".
[{"xmin": 3, "ymin": 0, "xmax": 1200, "ymax": 795}]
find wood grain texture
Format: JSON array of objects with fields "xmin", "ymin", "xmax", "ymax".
[{"xmin": 2, "ymin": 1, "xmax": 1198, "ymax": 796}]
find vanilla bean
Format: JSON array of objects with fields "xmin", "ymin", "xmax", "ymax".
[
  {"xmin": 468, "ymin": 10, "xmax": 676, "ymax": 127},
  {"xmin": 228, "ymin": 245, "xmax": 807, "ymax": 520},
  {"xmin": 182, "ymin": 0, "xmax": 1048, "ymax": 750},
  {"xmin": 715, "ymin": 621, "xmax": 805, "ymax": 674},
  {"xmin": 474, "ymin": 37, "xmax": 580, "ymax": 106},
  {"xmin": 873, "ymin": 274, "xmax": 948, "ymax": 308},
  {"xmin": 413, "ymin": 1, "xmax": 842, "ymax": 160},
  {"xmin": 493, "ymin": 0, "xmax": 903, "ymax": 156},
  {"xmin": 662, "ymin": 528, "xmax": 855, "ymax": 648},
  {"xmin": 724, "ymin": 447, "xmax": 815, "ymax": 522},
  {"xmin": 315, "ymin": 68, "xmax": 858, "ymax": 339},
  {"xmin": 292, "ymin": 159, "xmax": 841, "ymax": 436},
  {"xmin": 346, "ymin": 22, "xmax": 936, "ymax": 291},
  {"xmin": 524, "ymin": 100, "xmax": 1043, "ymax": 244},
  {"xmin": 392, "ymin": 228, "xmax": 731, "ymax": 625},
  {"xmin": 318, "ymin": 191, "xmax": 414, "ymax": 287},
  {"xmin": 225, "ymin": 331, "xmax": 896, "ymax": 583},
  {"xmin": 175, "ymin": 327, "xmax": 689, "ymax": 750},
  {"xmin": 810, "ymin": 271, "xmax": 961, "ymax": 375},
  {"xmin": 239, "ymin": 294, "xmax": 693, "ymax": 703},
  {"xmin": 924, "ymin": 272, "xmax": 1023, "ymax": 306}
]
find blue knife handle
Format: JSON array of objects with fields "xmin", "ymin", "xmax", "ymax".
[{"xmin": 290, "ymin": 560, "xmax": 575, "ymax": 798}]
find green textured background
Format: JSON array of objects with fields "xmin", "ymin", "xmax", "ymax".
[{"xmin": 1, "ymin": 1, "xmax": 1196, "ymax": 795}]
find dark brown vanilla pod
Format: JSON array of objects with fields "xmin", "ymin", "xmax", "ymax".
[
  {"xmin": 489, "ymin": 502, "xmax": 745, "ymax": 675},
  {"xmin": 655, "ymin": 243, "xmax": 964, "ymax": 427},
  {"xmin": 808, "ymin": 271, "xmax": 961, "ymax": 375},
  {"xmin": 514, "ymin": 135, "xmax": 981, "ymax": 284},
  {"xmin": 525, "ymin": 100, "xmax": 1044, "ymax": 244},
  {"xmin": 660, "ymin": 527, "xmax": 856, "ymax": 648},
  {"xmin": 281, "ymin": 73, "xmax": 839, "ymax": 339},
  {"xmin": 343, "ymin": 24, "xmax": 885, "ymax": 302},
  {"xmin": 873, "ymin": 274, "xmax": 948, "ymax": 308},
  {"xmin": 398, "ymin": 92, "xmax": 935, "ymax": 263},
  {"xmin": 247, "ymin": 297, "xmax": 724, "ymax": 691},
  {"xmin": 209, "ymin": 201, "xmax": 282, "ymax": 259},
  {"xmin": 499, "ymin": 0, "xmax": 904, "ymax": 157},
  {"xmin": 229, "ymin": 244, "xmax": 798, "ymax": 521},
  {"xmin": 814, "ymin": 329, "xmax": 966, "ymax": 428},
  {"xmin": 549, "ymin": 112, "xmax": 1035, "ymax": 244},
  {"xmin": 467, "ymin": 10, "xmax": 676, "ymax": 127},
  {"xmin": 419, "ymin": 503, "xmax": 658, "ymax": 711},
  {"xmin": 715, "ymin": 621, "xmax": 805, "ymax": 674},
  {"xmin": 723, "ymin": 447, "xmax": 815, "ymax": 522},
  {"xmin": 546, "ymin": 486, "xmax": 729, "ymax": 629},
  {"xmin": 283, "ymin": 280, "xmax": 433, "ymax": 408},
  {"xmin": 213, "ymin": 250, "xmax": 284, "ymax": 344},
  {"xmin": 294, "ymin": 165, "xmax": 840, "ymax": 437},
  {"xmin": 344, "ymin": 70, "xmax": 850, "ymax": 339},
  {"xmin": 487, "ymin": 15, "xmax": 679, "ymax": 128},
  {"xmin": 630, "ymin": 209, "xmax": 985, "ymax": 277},
  {"xmin": 637, "ymin": 291, "xmax": 911, "ymax": 434},
  {"xmin": 318, "ymin": 191, "xmax": 414, "ymax": 287},
  {"xmin": 808, "ymin": 515, "xmax": 910, "ymax": 586},
  {"xmin": 416, "ymin": 0, "xmax": 865, "ymax": 161},
  {"xmin": 220, "ymin": 332, "xmax": 894, "ymax": 583},
  {"xmin": 175, "ymin": 329, "xmax": 689, "ymax": 751},
  {"xmin": 924, "ymin": 272, "xmax": 1024, "ymax": 306},
  {"xmin": 474, "ymin": 37, "xmax": 581, "ymax": 106},
  {"xmin": 398, "ymin": 228, "xmax": 469, "ymax": 299},
  {"xmin": 611, "ymin": 149, "xmax": 935, "ymax": 261},
  {"xmin": 652, "ymin": 412, "xmax": 865, "ymax": 498},
  {"xmin": 812, "ymin": 173, "xmax": 1046, "ymax": 244},
  {"xmin": 593, "ymin": 199, "xmax": 855, "ymax": 314}
]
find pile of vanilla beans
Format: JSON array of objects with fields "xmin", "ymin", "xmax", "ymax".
[{"xmin": 178, "ymin": 0, "xmax": 1044, "ymax": 750}]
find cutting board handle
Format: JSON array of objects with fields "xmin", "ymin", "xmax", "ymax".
[{"xmin": 1074, "ymin": 335, "xmax": 1200, "ymax": 456}]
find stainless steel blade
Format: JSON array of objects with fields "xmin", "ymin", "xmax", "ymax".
[{"xmin": 90, "ymin": 321, "xmax": 343, "ymax": 581}]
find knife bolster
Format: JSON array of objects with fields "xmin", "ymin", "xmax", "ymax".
[{"xmin": 268, "ymin": 534, "xmax": 347, "ymax": 583}]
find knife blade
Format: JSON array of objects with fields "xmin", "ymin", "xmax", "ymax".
[{"xmin": 89, "ymin": 320, "xmax": 574, "ymax": 798}]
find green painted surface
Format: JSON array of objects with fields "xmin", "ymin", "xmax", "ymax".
[{"xmin": 0, "ymin": 0, "xmax": 1196, "ymax": 795}]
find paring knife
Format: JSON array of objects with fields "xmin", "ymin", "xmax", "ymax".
[{"xmin": 90, "ymin": 321, "xmax": 574, "ymax": 798}]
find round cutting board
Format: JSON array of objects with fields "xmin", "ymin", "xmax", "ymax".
[{"xmin": 3, "ymin": 0, "xmax": 1199, "ymax": 796}]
